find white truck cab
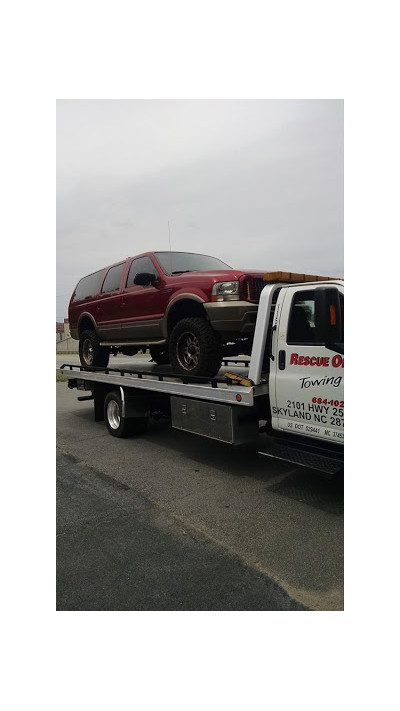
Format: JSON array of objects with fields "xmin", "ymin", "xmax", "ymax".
[
  {"xmin": 249, "ymin": 275, "xmax": 344, "ymax": 446},
  {"xmin": 272, "ymin": 282, "xmax": 343, "ymax": 444}
]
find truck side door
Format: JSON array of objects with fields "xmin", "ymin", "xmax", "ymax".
[{"xmin": 270, "ymin": 284, "xmax": 344, "ymax": 444}]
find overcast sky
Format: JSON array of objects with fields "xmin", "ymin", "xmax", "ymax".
[{"xmin": 56, "ymin": 99, "xmax": 343, "ymax": 321}]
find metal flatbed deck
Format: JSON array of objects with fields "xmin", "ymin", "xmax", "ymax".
[{"xmin": 60, "ymin": 360, "xmax": 269, "ymax": 407}]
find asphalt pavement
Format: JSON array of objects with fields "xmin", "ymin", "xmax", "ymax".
[
  {"xmin": 57, "ymin": 450, "xmax": 307, "ymax": 610},
  {"xmin": 56, "ymin": 355, "xmax": 344, "ymax": 611}
]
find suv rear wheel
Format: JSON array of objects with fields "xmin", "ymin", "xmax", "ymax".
[
  {"xmin": 169, "ymin": 317, "xmax": 222, "ymax": 377},
  {"xmin": 79, "ymin": 329, "xmax": 110, "ymax": 368}
]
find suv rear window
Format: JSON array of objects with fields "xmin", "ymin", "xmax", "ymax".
[
  {"xmin": 101, "ymin": 263, "xmax": 126, "ymax": 294},
  {"xmin": 73, "ymin": 270, "xmax": 104, "ymax": 302}
]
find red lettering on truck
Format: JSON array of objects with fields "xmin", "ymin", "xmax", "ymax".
[
  {"xmin": 332, "ymin": 354, "xmax": 344, "ymax": 368},
  {"xmin": 290, "ymin": 353, "xmax": 330, "ymax": 367}
]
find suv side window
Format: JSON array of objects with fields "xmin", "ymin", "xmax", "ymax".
[
  {"xmin": 101, "ymin": 263, "xmax": 126, "ymax": 294},
  {"xmin": 126, "ymin": 256, "xmax": 159, "ymax": 288},
  {"xmin": 73, "ymin": 270, "xmax": 104, "ymax": 302}
]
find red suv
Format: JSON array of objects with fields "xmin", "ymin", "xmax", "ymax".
[{"xmin": 69, "ymin": 251, "xmax": 265, "ymax": 376}]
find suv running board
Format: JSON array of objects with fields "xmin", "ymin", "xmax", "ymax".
[
  {"xmin": 99, "ymin": 339, "xmax": 167, "ymax": 347},
  {"xmin": 258, "ymin": 439, "xmax": 343, "ymax": 476}
]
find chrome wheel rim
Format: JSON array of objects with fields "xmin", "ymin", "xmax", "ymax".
[
  {"xmin": 176, "ymin": 332, "xmax": 200, "ymax": 370},
  {"xmin": 82, "ymin": 339, "xmax": 94, "ymax": 365},
  {"xmin": 107, "ymin": 400, "xmax": 121, "ymax": 429}
]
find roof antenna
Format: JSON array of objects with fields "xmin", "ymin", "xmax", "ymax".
[
  {"xmin": 168, "ymin": 220, "xmax": 174, "ymax": 273},
  {"xmin": 168, "ymin": 220, "xmax": 172, "ymax": 251}
]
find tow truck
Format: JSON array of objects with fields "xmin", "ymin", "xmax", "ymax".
[{"xmin": 60, "ymin": 273, "xmax": 344, "ymax": 475}]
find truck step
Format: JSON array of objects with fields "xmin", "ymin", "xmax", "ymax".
[{"xmin": 258, "ymin": 442, "xmax": 343, "ymax": 475}]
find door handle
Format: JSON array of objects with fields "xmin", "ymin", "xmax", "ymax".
[{"xmin": 278, "ymin": 350, "xmax": 286, "ymax": 370}]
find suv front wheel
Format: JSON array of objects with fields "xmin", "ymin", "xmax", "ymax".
[
  {"xmin": 169, "ymin": 318, "xmax": 222, "ymax": 377},
  {"xmin": 79, "ymin": 329, "xmax": 110, "ymax": 368}
]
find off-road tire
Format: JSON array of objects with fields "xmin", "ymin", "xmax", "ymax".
[
  {"xmin": 103, "ymin": 391, "xmax": 148, "ymax": 438},
  {"xmin": 169, "ymin": 317, "xmax": 222, "ymax": 377},
  {"xmin": 149, "ymin": 345, "xmax": 170, "ymax": 365},
  {"xmin": 79, "ymin": 329, "xmax": 110, "ymax": 368}
]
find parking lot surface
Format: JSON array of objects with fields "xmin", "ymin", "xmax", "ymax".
[{"xmin": 56, "ymin": 355, "xmax": 344, "ymax": 611}]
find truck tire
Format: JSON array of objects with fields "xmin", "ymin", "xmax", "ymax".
[
  {"xmin": 149, "ymin": 345, "xmax": 170, "ymax": 365},
  {"xmin": 104, "ymin": 391, "xmax": 148, "ymax": 438},
  {"xmin": 79, "ymin": 330, "xmax": 110, "ymax": 368},
  {"xmin": 169, "ymin": 317, "xmax": 222, "ymax": 377}
]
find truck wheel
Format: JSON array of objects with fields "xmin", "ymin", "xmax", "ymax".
[
  {"xmin": 149, "ymin": 345, "xmax": 170, "ymax": 365},
  {"xmin": 104, "ymin": 391, "xmax": 148, "ymax": 437},
  {"xmin": 79, "ymin": 330, "xmax": 110, "ymax": 368},
  {"xmin": 169, "ymin": 317, "xmax": 222, "ymax": 377},
  {"xmin": 104, "ymin": 391, "xmax": 130, "ymax": 437}
]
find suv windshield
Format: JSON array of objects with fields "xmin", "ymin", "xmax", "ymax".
[{"xmin": 154, "ymin": 252, "xmax": 231, "ymax": 276}]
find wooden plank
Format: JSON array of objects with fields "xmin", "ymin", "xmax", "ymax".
[{"xmin": 263, "ymin": 271, "xmax": 339, "ymax": 283}]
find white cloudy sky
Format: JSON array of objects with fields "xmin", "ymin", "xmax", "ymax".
[{"xmin": 56, "ymin": 99, "xmax": 343, "ymax": 321}]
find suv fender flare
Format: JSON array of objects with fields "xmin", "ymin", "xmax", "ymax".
[
  {"xmin": 161, "ymin": 294, "xmax": 207, "ymax": 338},
  {"xmin": 77, "ymin": 312, "xmax": 98, "ymax": 336}
]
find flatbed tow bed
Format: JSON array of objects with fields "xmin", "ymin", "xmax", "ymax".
[
  {"xmin": 60, "ymin": 277, "xmax": 344, "ymax": 475},
  {"xmin": 61, "ymin": 358, "xmax": 265, "ymax": 406}
]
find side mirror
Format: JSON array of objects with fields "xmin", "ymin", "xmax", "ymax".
[
  {"xmin": 134, "ymin": 272, "xmax": 157, "ymax": 287},
  {"xmin": 315, "ymin": 286, "xmax": 343, "ymax": 354}
]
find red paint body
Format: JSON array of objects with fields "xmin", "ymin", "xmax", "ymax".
[{"xmin": 68, "ymin": 251, "xmax": 265, "ymax": 342}]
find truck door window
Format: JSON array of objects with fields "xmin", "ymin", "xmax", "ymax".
[
  {"xmin": 126, "ymin": 256, "xmax": 159, "ymax": 288},
  {"xmin": 338, "ymin": 293, "xmax": 344, "ymax": 343},
  {"xmin": 287, "ymin": 290, "xmax": 317, "ymax": 344},
  {"xmin": 101, "ymin": 263, "xmax": 126, "ymax": 294}
]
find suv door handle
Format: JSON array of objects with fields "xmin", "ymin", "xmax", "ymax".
[{"xmin": 278, "ymin": 350, "xmax": 286, "ymax": 370}]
